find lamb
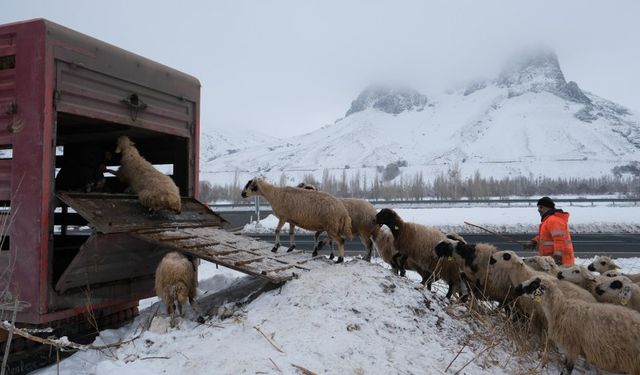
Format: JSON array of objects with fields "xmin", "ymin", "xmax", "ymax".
[
  {"xmin": 114, "ymin": 136, "xmax": 181, "ymax": 214},
  {"xmin": 434, "ymin": 241, "xmax": 513, "ymax": 305},
  {"xmin": 594, "ymin": 276, "xmax": 640, "ymax": 314},
  {"xmin": 241, "ymin": 178, "xmax": 353, "ymax": 263},
  {"xmin": 587, "ymin": 255, "xmax": 640, "ymax": 282},
  {"xmin": 296, "ymin": 183, "xmax": 380, "ymax": 261},
  {"xmin": 155, "ymin": 251, "xmax": 204, "ymax": 327},
  {"xmin": 375, "ymin": 208, "xmax": 465, "ymax": 299},
  {"xmin": 515, "ymin": 276, "xmax": 640, "ymax": 375}
]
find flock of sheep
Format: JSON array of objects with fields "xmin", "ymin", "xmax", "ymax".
[
  {"xmin": 239, "ymin": 177, "xmax": 640, "ymax": 375},
  {"xmin": 90, "ymin": 138, "xmax": 640, "ymax": 374}
]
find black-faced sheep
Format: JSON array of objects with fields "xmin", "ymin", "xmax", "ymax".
[
  {"xmin": 375, "ymin": 208, "xmax": 465, "ymax": 299},
  {"xmin": 594, "ymin": 276, "xmax": 640, "ymax": 314},
  {"xmin": 155, "ymin": 251, "xmax": 204, "ymax": 327},
  {"xmin": 241, "ymin": 178, "xmax": 353, "ymax": 263},
  {"xmin": 434, "ymin": 241, "xmax": 513, "ymax": 305},
  {"xmin": 515, "ymin": 276, "xmax": 640, "ymax": 375},
  {"xmin": 556, "ymin": 265, "xmax": 606, "ymax": 296},
  {"xmin": 115, "ymin": 136, "xmax": 181, "ymax": 214}
]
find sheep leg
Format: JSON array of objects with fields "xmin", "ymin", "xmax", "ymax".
[
  {"xmin": 167, "ymin": 302, "xmax": 176, "ymax": 328},
  {"xmin": 189, "ymin": 297, "xmax": 205, "ymax": 324},
  {"xmin": 311, "ymin": 231, "xmax": 323, "ymax": 257},
  {"xmin": 286, "ymin": 224, "xmax": 296, "ymax": 252},
  {"xmin": 361, "ymin": 233, "xmax": 373, "ymax": 262},
  {"xmin": 392, "ymin": 254, "xmax": 407, "ymax": 277},
  {"xmin": 272, "ymin": 218, "xmax": 286, "ymax": 253},
  {"xmin": 332, "ymin": 234, "xmax": 345, "ymax": 264}
]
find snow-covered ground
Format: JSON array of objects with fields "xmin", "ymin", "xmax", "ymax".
[{"xmin": 31, "ymin": 205, "xmax": 640, "ymax": 375}]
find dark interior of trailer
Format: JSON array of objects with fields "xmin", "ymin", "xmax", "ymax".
[{"xmin": 52, "ymin": 112, "xmax": 189, "ymax": 287}]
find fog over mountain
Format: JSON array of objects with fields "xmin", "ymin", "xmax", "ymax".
[{"xmin": 200, "ymin": 48, "xmax": 640, "ymax": 187}]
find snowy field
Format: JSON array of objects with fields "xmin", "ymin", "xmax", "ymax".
[{"xmin": 31, "ymin": 204, "xmax": 640, "ymax": 375}]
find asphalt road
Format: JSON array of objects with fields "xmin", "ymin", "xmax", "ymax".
[{"xmin": 217, "ymin": 210, "xmax": 640, "ymax": 258}]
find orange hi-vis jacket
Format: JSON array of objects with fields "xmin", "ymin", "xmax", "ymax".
[{"xmin": 534, "ymin": 210, "xmax": 575, "ymax": 265}]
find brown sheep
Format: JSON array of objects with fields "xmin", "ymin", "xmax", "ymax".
[
  {"xmin": 115, "ymin": 136, "xmax": 181, "ymax": 214},
  {"xmin": 155, "ymin": 251, "xmax": 204, "ymax": 327},
  {"xmin": 515, "ymin": 276, "xmax": 640, "ymax": 375},
  {"xmin": 375, "ymin": 208, "xmax": 465, "ymax": 299},
  {"xmin": 241, "ymin": 178, "xmax": 353, "ymax": 263}
]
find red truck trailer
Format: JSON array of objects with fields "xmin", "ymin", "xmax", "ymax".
[{"xmin": 0, "ymin": 18, "xmax": 228, "ymax": 371}]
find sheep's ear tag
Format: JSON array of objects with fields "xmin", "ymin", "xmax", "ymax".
[
  {"xmin": 394, "ymin": 226, "xmax": 399, "ymax": 230},
  {"xmin": 533, "ymin": 289, "xmax": 543, "ymax": 303},
  {"xmin": 447, "ymin": 256, "xmax": 454, "ymax": 261},
  {"xmin": 620, "ymin": 286, "xmax": 631, "ymax": 305}
]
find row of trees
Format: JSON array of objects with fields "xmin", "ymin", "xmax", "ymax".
[{"xmin": 198, "ymin": 167, "xmax": 640, "ymax": 204}]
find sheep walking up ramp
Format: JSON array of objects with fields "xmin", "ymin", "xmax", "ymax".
[{"xmin": 55, "ymin": 192, "xmax": 318, "ymax": 288}]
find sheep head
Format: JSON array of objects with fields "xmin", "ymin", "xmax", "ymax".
[
  {"xmin": 587, "ymin": 255, "xmax": 620, "ymax": 273},
  {"xmin": 557, "ymin": 265, "xmax": 595, "ymax": 283},
  {"xmin": 489, "ymin": 250, "xmax": 524, "ymax": 269},
  {"xmin": 375, "ymin": 208, "xmax": 400, "ymax": 228},
  {"xmin": 115, "ymin": 135, "xmax": 134, "ymax": 153},
  {"xmin": 595, "ymin": 276, "xmax": 634, "ymax": 306},
  {"xmin": 514, "ymin": 276, "xmax": 545, "ymax": 301},
  {"xmin": 241, "ymin": 178, "xmax": 261, "ymax": 198},
  {"xmin": 296, "ymin": 182, "xmax": 317, "ymax": 191},
  {"xmin": 603, "ymin": 269, "xmax": 624, "ymax": 278}
]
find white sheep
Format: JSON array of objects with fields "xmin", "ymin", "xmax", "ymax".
[
  {"xmin": 523, "ymin": 256, "xmax": 561, "ymax": 276},
  {"xmin": 515, "ymin": 276, "xmax": 640, "ymax": 375},
  {"xmin": 555, "ymin": 265, "xmax": 609, "ymax": 297},
  {"xmin": 594, "ymin": 276, "xmax": 640, "ymax": 314},
  {"xmin": 155, "ymin": 251, "xmax": 204, "ymax": 327},
  {"xmin": 489, "ymin": 250, "xmax": 596, "ymax": 334},
  {"xmin": 296, "ymin": 183, "xmax": 379, "ymax": 261},
  {"xmin": 241, "ymin": 178, "xmax": 353, "ymax": 263},
  {"xmin": 587, "ymin": 255, "xmax": 640, "ymax": 282},
  {"xmin": 375, "ymin": 208, "xmax": 465, "ymax": 299},
  {"xmin": 115, "ymin": 136, "xmax": 181, "ymax": 214}
]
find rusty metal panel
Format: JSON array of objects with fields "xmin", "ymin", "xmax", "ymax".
[
  {"xmin": 0, "ymin": 159, "xmax": 10, "ymax": 200},
  {"xmin": 55, "ymin": 60, "xmax": 195, "ymax": 137},
  {"xmin": 56, "ymin": 192, "xmax": 227, "ymax": 233},
  {"xmin": 0, "ymin": 69, "xmax": 15, "ymax": 145}
]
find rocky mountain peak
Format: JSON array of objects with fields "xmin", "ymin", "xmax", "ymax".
[
  {"xmin": 497, "ymin": 47, "xmax": 566, "ymax": 89},
  {"xmin": 345, "ymin": 85, "xmax": 428, "ymax": 117}
]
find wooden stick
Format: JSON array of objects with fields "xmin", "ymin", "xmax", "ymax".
[
  {"xmin": 253, "ymin": 326, "xmax": 285, "ymax": 353},
  {"xmin": 463, "ymin": 221, "xmax": 526, "ymax": 246},
  {"xmin": 290, "ymin": 363, "xmax": 317, "ymax": 375},
  {"xmin": 445, "ymin": 342, "xmax": 467, "ymax": 373}
]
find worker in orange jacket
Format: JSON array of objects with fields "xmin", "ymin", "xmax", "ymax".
[{"xmin": 523, "ymin": 196, "xmax": 575, "ymax": 266}]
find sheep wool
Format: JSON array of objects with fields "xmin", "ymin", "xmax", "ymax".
[
  {"xmin": 517, "ymin": 277, "xmax": 640, "ymax": 375},
  {"xmin": 241, "ymin": 178, "xmax": 353, "ymax": 263},
  {"xmin": 155, "ymin": 251, "xmax": 203, "ymax": 327},
  {"xmin": 115, "ymin": 136, "xmax": 181, "ymax": 214},
  {"xmin": 375, "ymin": 208, "xmax": 465, "ymax": 299}
]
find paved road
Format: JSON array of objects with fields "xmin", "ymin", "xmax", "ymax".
[{"xmin": 218, "ymin": 210, "xmax": 640, "ymax": 258}]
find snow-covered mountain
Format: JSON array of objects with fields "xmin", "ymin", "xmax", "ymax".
[
  {"xmin": 200, "ymin": 48, "xmax": 640, "ymax": 186},
  {"xmin": 200, "ymin": 128, "xmax": 281, "ymax": 163}
]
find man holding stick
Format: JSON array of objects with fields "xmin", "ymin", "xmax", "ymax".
[{"xmin": 523, "ymin": 196, "xmax": 575, "ymax": 266}]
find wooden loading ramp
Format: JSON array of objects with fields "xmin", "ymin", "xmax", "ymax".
[
  {"xmin": 56, "ymin": 192, "xmax": 321, "ymax": 286},
  {"xmin": 131, "ymin": 226, "xmax": 321, "ymax": 284}
]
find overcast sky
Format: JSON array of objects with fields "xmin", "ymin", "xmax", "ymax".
[{"xmin": 3, "ymin": 1, "xmax": 639, "ymax": 136}]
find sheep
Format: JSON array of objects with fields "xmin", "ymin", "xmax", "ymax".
[
  {"xmin": 515, "ymin": 276, "xmax": 640, "ymax": 375},
  {"xmin": 295, "ymin": 183, "xmax": 380, "ymax": 261},
  {"xmin": 489, "ymin": 250, "xmax": 596, "ymax": 334},
  {"xmin": 374, "ymin": 227, "xmax": 437, "ymax": 284},
  {"xmin": 555, "ymin": 265, "xmax": 609, "ymax": 297},
  {"xmin": 594, "ymin": 276, "xmax": 640, "ymax": 314},
  {"xmin": 523, "ymin": 256, "xmax": 561, "ymax": 276},
  {"xmin": 375, "ymin": 208, "xmax": 465, "ymax": 299},
  {"xmin": 114, "ymin": 136, "xmax": 181, "ymax": 214},
  {"xmin": 241, "ymin": 177, "xmax": 353, "ymax": 263},
  {"xmin": 587, "ymin": 255, "xmax": 640, "ymax": 282},
  {"xmin": 434, "ymin": 241, "xmax": 514, "ymax": 305},
  {"xmin": 155, "ymin": 251, "xmax": 204, "ymax": 327}
]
